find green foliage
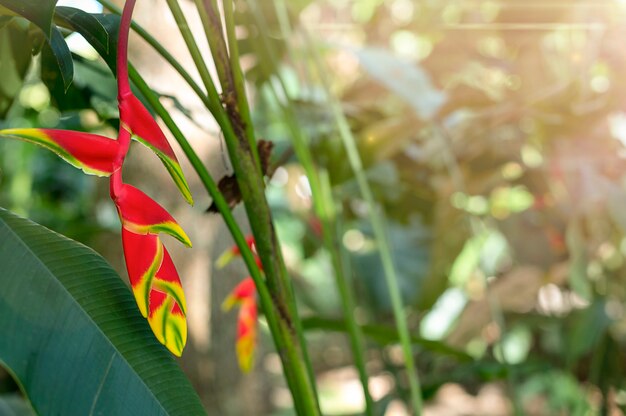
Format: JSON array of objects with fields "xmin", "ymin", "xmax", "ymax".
[
  {"xmin": 4, "ymin": 0, "xmax": 626, "ymax": 414},
  {"xmin": 0, "ymin": 0, "xmax": 56, "ymax": 37},
  {"xmin": 0, "ymin": 208, "xmax": 205, "ymax": 415}
]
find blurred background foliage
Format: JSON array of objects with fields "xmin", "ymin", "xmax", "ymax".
[{"xmin": 3, "ymin": 0, "xmax": 626, "ymax": 414}]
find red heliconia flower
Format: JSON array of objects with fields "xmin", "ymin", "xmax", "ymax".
[
  {"xmin": 217, "ymin": 237, "xmax": 262, "ymax": 372},
  {"xmin": 108, "ymin": 0, "xmax": 192, "ymax": 356},
  {"xmin": 222, "ymin": 277, "xmax": 258, "ymax": 372},
  {"xmin": 216, "ymin": 235, "xmax": 260, "ymax": 269},
  {"xmin": 112, "ymin": 182, "xmax": 191, "ymax": 356},
  {"xmin": 0, "ymin": 0, "xmax": 194, "ymax": 356}
]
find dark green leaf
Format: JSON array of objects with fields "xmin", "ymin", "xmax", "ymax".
[
  {"xmin": 52, "ymin": 11, "xmax": 119, "ymax": 79},
  {"xmin": 54, "ymin": 6, "xmax": 108, "ymax": 56},
  {"xmin": 0, "ymin": 0, "xmax": 57, "ymax": 37},
  {"xmin": 47, "ymin": 25, "xmax": 73, "ymax": 91},
  {"xmin": 0, "ymin": 208, "xmax": 206, "ymax": 416}
]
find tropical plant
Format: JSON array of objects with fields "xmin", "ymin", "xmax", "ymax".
[{"xmin": 3, "ymin": 1, "xmax": 626, "ymax": 415}]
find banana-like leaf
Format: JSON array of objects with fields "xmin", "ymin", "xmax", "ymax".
[{"xmin": 0, "ymin": 208, "xmax": 205, "ymax": 416}]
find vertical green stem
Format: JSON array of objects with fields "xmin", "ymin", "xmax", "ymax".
[
  {"xmin": 162, "ymin": 2, "xmax": 320, "ymax": 413},
  {"xmin": 319, "ymin": 171, "xmax": 375, "ymax": 415},
  {"xmin": 297, "ymin": 16, "xmax": 424, "ymax": 415},
  {"xmin": 191, "ymin": 0, "xmax": 261, "ymax": 175}
]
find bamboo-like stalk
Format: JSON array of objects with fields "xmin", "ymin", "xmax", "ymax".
[
  {"xmin": 192, "ymin": 0, "xmax": 262, "ymax": 174},
  {"xmin": 161, "ymin": 1, "xmax": 320, "ymax": 413}
]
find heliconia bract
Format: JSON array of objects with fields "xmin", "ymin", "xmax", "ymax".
[
  {"xmin": 0, "ymin": 0, "xmax": 194, "ymax": 357},
  {"xmin": 118, "ymin": 86, "xmax": 193, "ymax": 205},
  {"xmin": 0, "ymin": 128, "xmax": 120, "ymax": 176},
  {"xmin": 222, "ymin": 277, "xmax": 258, "ymax": 372},
  {"xmin": 216, "ymin": 235, "xmax": 260, "ymax": 269}
]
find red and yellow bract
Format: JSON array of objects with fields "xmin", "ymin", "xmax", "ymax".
[
  {"xmin": 0, "ymin": 128, "xmax": 120, "ymax": 176},
  {"xmin": 0, "ymin": 0, "xmax": 192, "ymax": 356},
  {"xmin": 118, "ymin": 87, "xmax": 193, "ymax": 205},
  {"xmin": 218, "ymin": 237, "xmax": 261, "ymax": 372},
  {"xmin": 222, "ymin": 277, "xmax": 258, "ymax": 373}
]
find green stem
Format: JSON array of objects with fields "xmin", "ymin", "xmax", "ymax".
[
  {"xmin": 162, "ymin": 2, "xmax": 320, "ymax": 413},
  {"xmin": 128, "ymin": 65, "xmax": 320, "ymax": 414},
  {"xmin": 221, "ymin": 0, "xmax": 262, "ymax": 174},
  {"xmin": 192, "ymin": 0, "xmax": 262, "ymax": 179},
  {"xmin": 163, "ymin": 0, "xmax": 224, "ymax": 119},
  {"xmin": 298, "ymin": 19, "xmax": 425, "ymax": 415},
  {"xmin": 320, "ymin": 171, "xmax": 375, "ymax": 415}
]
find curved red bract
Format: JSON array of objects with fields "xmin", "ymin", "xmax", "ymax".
[
  {"xmin": 0, "ymin": 0, "xmax": 194, "ymax": 357},
  {"xmin": 119, "ymin": 93, "xmax": 177, "ymax": 160},
  {"xmin": 121, "ymin": 228, "xmax": 187, "ymax": 356},
  {"xmin": 114, "ymin": 183, "xmax": 191, "ymax": 247},
  {"xmin": 0, "ymin": 128, "xmax": 120, "ymax": 176}
]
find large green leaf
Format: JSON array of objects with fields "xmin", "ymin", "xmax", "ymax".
[{"xmin": 0, "ymin": 208, "xmax": 205, "ymax": 416}]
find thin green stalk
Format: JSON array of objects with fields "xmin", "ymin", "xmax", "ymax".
[
  {"xmin": 488, "ymin": 296, "xmax": 524, "ymax": 416},
  {"xmin": 129, "ymin": 65, "xmax": 319, "ymax": 414},
  {"xmin": 162, "ymin": 2, "xmax": 320, "ymax": 412},
  {"xmin": 247, "ymin": 1, "xmax": 373, "ymax": 412},
  {"xmin": 270, "ymin": 5, "xmax": 373, "ymax": 408},
  {"xmin": 192, "ymin": 0, "xmax": 262, "ymax": 186},
  {"xmin": 221, "ymin": 0, "xmax": 262, "ymax": 175},
  {"xmin": 163, "ymin": 0, "xmax": 225, "ymax": 121},
  {"xmin": 297, "ymin": 19, "xmax": 424, "ymax": 415},
  {"xmin": 320, "ymin": 171, "xmax": 374, "ymax": 415}
]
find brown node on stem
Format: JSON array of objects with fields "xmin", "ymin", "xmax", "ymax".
[{"xmin": 207, "ymin": 139, "xmax": 274, "ymax": 213}]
